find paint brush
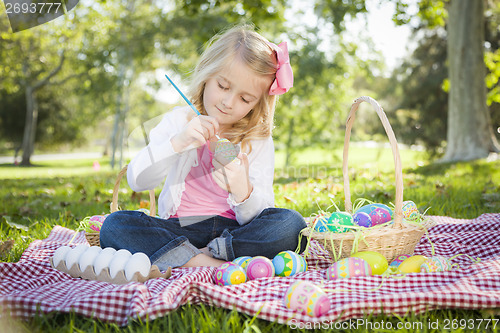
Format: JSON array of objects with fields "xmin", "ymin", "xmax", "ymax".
[{"xmin": 165, "ymin": 74, "xmax": 220, "ymax": 139}]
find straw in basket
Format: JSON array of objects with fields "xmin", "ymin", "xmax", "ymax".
[
  {"xmin": 301, "ymin": 96, "xmax": 428, "ymax": 263},
  {"xmin": 85, "ymin": 165, "xmax": 157, "ymax": 247}
]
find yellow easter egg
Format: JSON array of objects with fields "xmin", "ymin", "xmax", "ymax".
[
  {"xmin": 350, "ymin": 251, "xmax": 388, "ymax": 275},
  {"xmin": 398, "ymin": 255, "xmax": 428, "ymax": 273}
]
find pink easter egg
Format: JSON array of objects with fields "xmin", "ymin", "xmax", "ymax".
[
  {"xmin": 214, "ymin": 262, "xmax": 247, "ymax": 286},
  {"xmin": 284, "ymin": 281, "xmax": 330, "ymax": 317},
  {"xmin": 245, "ymin": 256, "xmax": 275, "ymax": 280},
  {"xmin": 325, "ymin": 257, "xmax": 372, "ymax": 279},
  {"xmin": 369, "ymin": 207, "xmax": 392, "ymax": 226}
]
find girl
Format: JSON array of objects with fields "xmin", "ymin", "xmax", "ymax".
[{"xmin": 100, "ymin": 26, "xmax": 307, "ymax": 270}]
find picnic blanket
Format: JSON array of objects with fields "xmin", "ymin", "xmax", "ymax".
[{"xmin": 1, "ymin": 213, "xmax": 499, "ymax": 326}]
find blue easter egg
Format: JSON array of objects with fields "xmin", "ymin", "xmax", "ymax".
[
  {"xmin": 353, "ymin": 211, "xmax": 372, "ymax": 228},
  {"xmin": 355, "ymin": 204, "xmax": 393, "ymax": 226},
  {"xmin": 273, "ymin": 250, "xmax": 304, "ymax": 277},
  {"xmin": 232, "ymin": 256, "xmax": 252, "ymax": 269},
  {"xmin": 313, "ymin": 214, "xmax": 330, "ymax": 232}
]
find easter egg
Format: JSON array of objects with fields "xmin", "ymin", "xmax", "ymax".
[
  {"xmin": 420, "ymin": 255, "xmax": 452, "ymax": 273},
  {"xmin": 389, "ymin": 254, "xmax": 412, "ymax": 267},
  {"xmin": 353, "ymin": 212, "xmax": 372, "ymax": 228},
  {"xmin": 64, "ymin": 244, "xmax": 90, "ymax": 270},
  {"xmin": 284, "ymin": 281, "xmax": 330, "ymax": 317},
  {"xmin": 52, "ymin": 245, "xmax": 71, "ymax": 268},
  {"xmin": 214, "ymin": 262, "xmax": 247, "ymax": 286},
  {"xmin": 109, "ymin": 249, "xmax": 132, "ymax": 279},
  {"xmin": 351, "ymin": 251, "xmax": 388, "ymax": 275},
  {"xmin": 398, "ymin": 255, "xmax": 428, "ymax": 273},
  {"xmin": 245, "ymin": 256, "xmax": 275, "ymax": 280},
  {"xmin": 325, "ymin": 257, "xmax": 372, "ymax": 279},
  {"xmin": 327, "ymin": 212, "xmax": 354, "ymax": 233},
  {"xmin": 93, "ymin": 247, "xmax": 117, "ymax": 276},
  {"xmin": 355, "ymin": 204, "xmax": 393, "ymax": 226},
  {"xmin": 124, "ymin": 252, "xmax": 152, "ymax": 281},
  {"xmin": 272, "ymin": 251, "xmax": 304, "ymax": 277},
  {"xmin": 214, "ymin": 138, "xmax": 240, "ymax": 165},
  {"xmin": 313, "ymin": 214, "xmax": 330, "ymax": 232},
  {"xmin": 87, "ymin": 215, "xmax": 107, "ymax": 232},
  {"xmin": 402, "ymin": 201, "xmax": 419, "ymax": 220},
  {"xmin": 78, "ymin": 246, "xmax": 102, "ymax": 273},
  {"xmin": 232, "ymin": 256, "xmax": 252, "ymax": 269},
  {"xmin": 299, "ymin": 255, "xmax": 308, "ymax": 273}
]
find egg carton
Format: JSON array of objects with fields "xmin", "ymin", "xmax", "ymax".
[{"xmin": 49, "ymin": 256, "xmax": 172, "ymax": 285}]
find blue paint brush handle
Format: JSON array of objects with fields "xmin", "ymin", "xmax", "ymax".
[{"xmin": 164, "ymin": 74, "xmax": 200, "ymax": 115}]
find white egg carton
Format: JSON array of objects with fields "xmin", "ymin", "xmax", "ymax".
[{"xmin": 50, "ymin": 245, "xmax": 171, "ymax": 285}]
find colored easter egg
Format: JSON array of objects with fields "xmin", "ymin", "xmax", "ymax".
[
  {"xmin": 398, "ymin": 255, "xmax": 428, "ymax": 273},
  {"xmin": 389, "ymin": 254, "xmax": 412, "ymax": 267},
  {"xmin": 284, "ymin": 281, "xmax": 330, "ymax": 317},
  {"xmin": 245, "ymin": 256, "xmax": 275, "ymax": 280},
  {"xmin": 214, "ymin": 138, "xmax": 240, "ymax": 164},
  {"xmin": 327, "ymin": 212, "xmax": 354, "ymax": 233},
  {"xmin": 299, "ymin": 255, "xmax": 308, "ymax": 273},
  {"xmin": 420, "ymin": 255, "xmax": 452, "ymax": 273},
  {"xmin": 350, "ymin": 251, "xmax": 388, "ymax": 275},
  {"xmin": 215, "ymin": 262, "xmax": 247, "ymax": 286},
  {"xmin": 313, "ymin": 214, "xmax": 330, "ymax": 232},
  {"xmin": 232, "ymin": 256, "xmax": 252, "ymax": 269},
  {"xmin": 353, "ymin": 212, "xmax": 372, "ymax": 228},
  {"xmin": 356, "ymin": 204, "xmax": 393, "ymax": 226},
  {"xmin": 272, "ymin": 251, "xmax": 304, "ymax": 277},
  {"xmin": 402, "ymin": 201, "xmax": 420, "ymax": 220},
  {"xmin": 325, "ymin": 257, "xmax": 372, "ymax": 279}
]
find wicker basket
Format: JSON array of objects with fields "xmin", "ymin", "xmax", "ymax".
[
  {"xmin": 301, "ymin": 96, "xmax": 427, "ymax": 263},
  {"xmin": 85, "ymin": 165, "xmax": 156, "ymax": 247}
]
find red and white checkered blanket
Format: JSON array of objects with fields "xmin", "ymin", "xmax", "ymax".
[{"xmin": 1, "ymin": 214, "xmax": 499, "ymax": 326}]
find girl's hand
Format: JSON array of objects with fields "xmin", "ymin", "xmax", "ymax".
[
  {"xmin": 171, "ymin": 115, "xmax": 219, "ymax": 152},
  {"xmin": 212, "ymin": 152, "xmax": 253, "ymax": 203}
]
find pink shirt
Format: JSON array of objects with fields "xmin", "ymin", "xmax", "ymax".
[{"xmin": 172, "ymin": 142, "xmax": 236, "ymax": 220}]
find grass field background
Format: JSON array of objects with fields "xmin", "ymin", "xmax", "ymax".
[{"xmin": 1, "ymin": 146, "xmax": 499, "ymax": 332}]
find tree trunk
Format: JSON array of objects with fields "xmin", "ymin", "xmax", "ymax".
[
  {"xmin": 20, "ymin": 86, "xmax": 38, "ymax": 166},
  {"xmin": 442, "ymin": 0, "xmax": 500, "ymax": 162}
]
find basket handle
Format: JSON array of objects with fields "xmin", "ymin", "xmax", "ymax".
[
  {"xmin": 342, "ymin": 96, "xmax": 403, "ymax": 227},
  {"xmin": 111, "ymin": 165, "xmax": 157, "ymax": 216}
]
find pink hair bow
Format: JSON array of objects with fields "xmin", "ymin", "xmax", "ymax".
[{"xmin": 268, "ymin": 41, "xmax": 293, "ymax": 95}]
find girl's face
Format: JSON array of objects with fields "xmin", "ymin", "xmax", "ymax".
[{"xmin": 203, "ymin": 59, "xmax": 273, "ymax": 132}]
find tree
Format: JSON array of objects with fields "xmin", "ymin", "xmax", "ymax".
[
  {"xmin": 316, "ymin": 0, "xmax": 500, "ymax": 162},
  {"xmin": 442, "ymin": 0, "xmax": 499, "ymax": 161}
]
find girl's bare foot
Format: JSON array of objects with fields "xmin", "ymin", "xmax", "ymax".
[{"xmin": 181, "ymin": 253, "xmax": 225, "ymax": 268}]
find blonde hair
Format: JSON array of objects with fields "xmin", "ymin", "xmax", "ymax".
[{"xmin": 187, "ymin": 25, "xmax": 278, "ymax": 153}]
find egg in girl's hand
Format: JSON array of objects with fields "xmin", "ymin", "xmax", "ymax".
[
  {"xmin": 78, "ymin": 246, "xmax": 102, "ymax": 273},
  {"xmin": 109, "ymin": 249, "xmax": 132, "ymax": 279},
  {"xmin": 93, "ymin": 247, "xmax": 117, "ymax": 276},
  {"xmin": 214, "ymin": 138, "xmax": 240, "ymax": 165},
  {"xmin": 64, "ymin": 244, "xmax": 89, "ymax": 270},
  {"xmin": 52, "ymin": 246, "xmax": 71, "ymax": 267},
  {"xmin": 124, "ymin": 252, "xmax": 151, "ymax": 282}
]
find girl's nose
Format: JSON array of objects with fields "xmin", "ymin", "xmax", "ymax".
[{"xmin": 221, "ymin": 92, "xmax": 235, "ymax": 108}]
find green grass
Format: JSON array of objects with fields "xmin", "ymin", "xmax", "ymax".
[{"xmin": 1, "ymin": 147, "xmax": 499, "ymax": 332}]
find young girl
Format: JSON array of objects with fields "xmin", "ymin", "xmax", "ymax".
[{"xmin": 100, "ymin": 26, "xmax": 307, "ymax": 270}]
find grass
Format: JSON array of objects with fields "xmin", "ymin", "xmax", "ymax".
[{"xmin": 1, "ymin": 146, "xmax": 499, "ymax": 332}]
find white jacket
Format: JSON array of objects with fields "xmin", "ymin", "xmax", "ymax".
[{"xmin": 127, "ymin": 106, "xmax": 275, "ymax": 225}]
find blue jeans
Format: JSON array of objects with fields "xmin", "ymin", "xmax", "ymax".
[{"xmin": 99, "ymin": 208, "xmax": 307, "ymax": 270}]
